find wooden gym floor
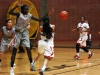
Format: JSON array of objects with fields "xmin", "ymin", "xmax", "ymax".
[{"xmin": 0, "ymin": 47, "xmax": 100, "ymax": 75}]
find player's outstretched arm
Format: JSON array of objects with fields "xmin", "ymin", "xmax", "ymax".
[
  {"xmin": 72, "ymin": 28, "xmax": 77, "ymax": 32},
  {"xmin": 48, "ymin": 8, "xmax": 54, "ymax": 16},
  {"xmin": 31, "ymin": 8, "xmax": 54, "ymax": 22},
  {"xmin": 99, "ymin": 32, "xmax": 100, "ymax": 34},
  {"xmin": 51, "ymin": 24, "xmax": 55, "ymax": 31},
  {"xmin": 9, "ymin": 1, "xmax": 22, "ymax": 17}
]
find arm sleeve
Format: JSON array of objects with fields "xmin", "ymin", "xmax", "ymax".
[{"xmin": 31, "ymin": 14, "xmax": 48, "ymax": 22}]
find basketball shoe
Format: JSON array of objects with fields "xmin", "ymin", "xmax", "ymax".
[
  {"xmin": 30, "ymin": 63, "xmax": 36, "ymax": 71},
  {"xmin": 39, "ymin": 70, "xmax": 44, "ymax": 75},
  {"xmin": 10, "ymin": 67, "xmax": 15, "ymax": 75},
  {"xmin": 74, "ymin": 55, "xmax": 79, "ymax": 59},
  {"xmin": 88, "ymin": 53, "xmax": 93, "ymax": 59}
]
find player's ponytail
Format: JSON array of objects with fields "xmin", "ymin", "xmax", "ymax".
[{"xmin": 43, "ymin": 15, "xmax": 53, "ymax": 39}]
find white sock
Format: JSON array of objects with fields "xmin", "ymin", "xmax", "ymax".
[
  {"xmin": 10, "ymin": 67, "xmax": 13, "ymax": 69},
  {"xmin": 31, "ymin": 60, "xmax": 36, "ymax": 66},
  {"xmin": 88, "ymin": 51, "xmax": 91, "ymax": 54},
  {"xmin": 41, "ymin": 65, "xmax": 46, "ymax": 71},
  {"xmin": 76, "ymin": 53, "xmax": 79, "ymax": 56}
]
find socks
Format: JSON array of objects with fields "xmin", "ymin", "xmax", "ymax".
[
  {"xmin": 31, "ymin": 60, "xmax": 36, "ymax": 66},
  {"xmin": 76, "ymin": 53, "xmax": 79, "ymax": 56},
  {"xmin": 41, "ymin": 65, "xmax": 46, "ymax": 71},
  {"xmin": 88, "ymin": 51, "xmax": 92, "ymax": 54}
]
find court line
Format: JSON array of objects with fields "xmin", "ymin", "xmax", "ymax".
[{"xmin": 45, "ymin": 60, "xmax": 100, "ymax": 75}]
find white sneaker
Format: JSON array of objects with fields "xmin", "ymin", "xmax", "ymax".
[{"xmin": 10, "ymin": 67, "xmax": 15, "ymax": 75}]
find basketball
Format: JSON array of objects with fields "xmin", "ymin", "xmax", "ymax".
[{"xmin": 59, "ymin": 11, "xmax": 68, "ymax": 20}]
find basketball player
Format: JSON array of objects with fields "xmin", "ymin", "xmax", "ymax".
[
  {"xmin": 30, "ymin": 15, "xmax": 55, "ymax": 75},
  {"xmin": 72, "ymin": 16, "xmax": 93, "ymax": 59},
  {"xmin": 0, "ymin": 19, "xmax": 15, "ymax": 66},
  {"xmin": 8, "ymin": 1, "xmax": 54, "ymax": 75}
]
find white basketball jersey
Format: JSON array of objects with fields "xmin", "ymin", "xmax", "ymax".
[
  {"xmin": 77, "ymin": 22, "xmax": 89, "ymax": 36},
  {"xmin": 40, "ymin": 24, "xmax": 55, "ymax": 47}
]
